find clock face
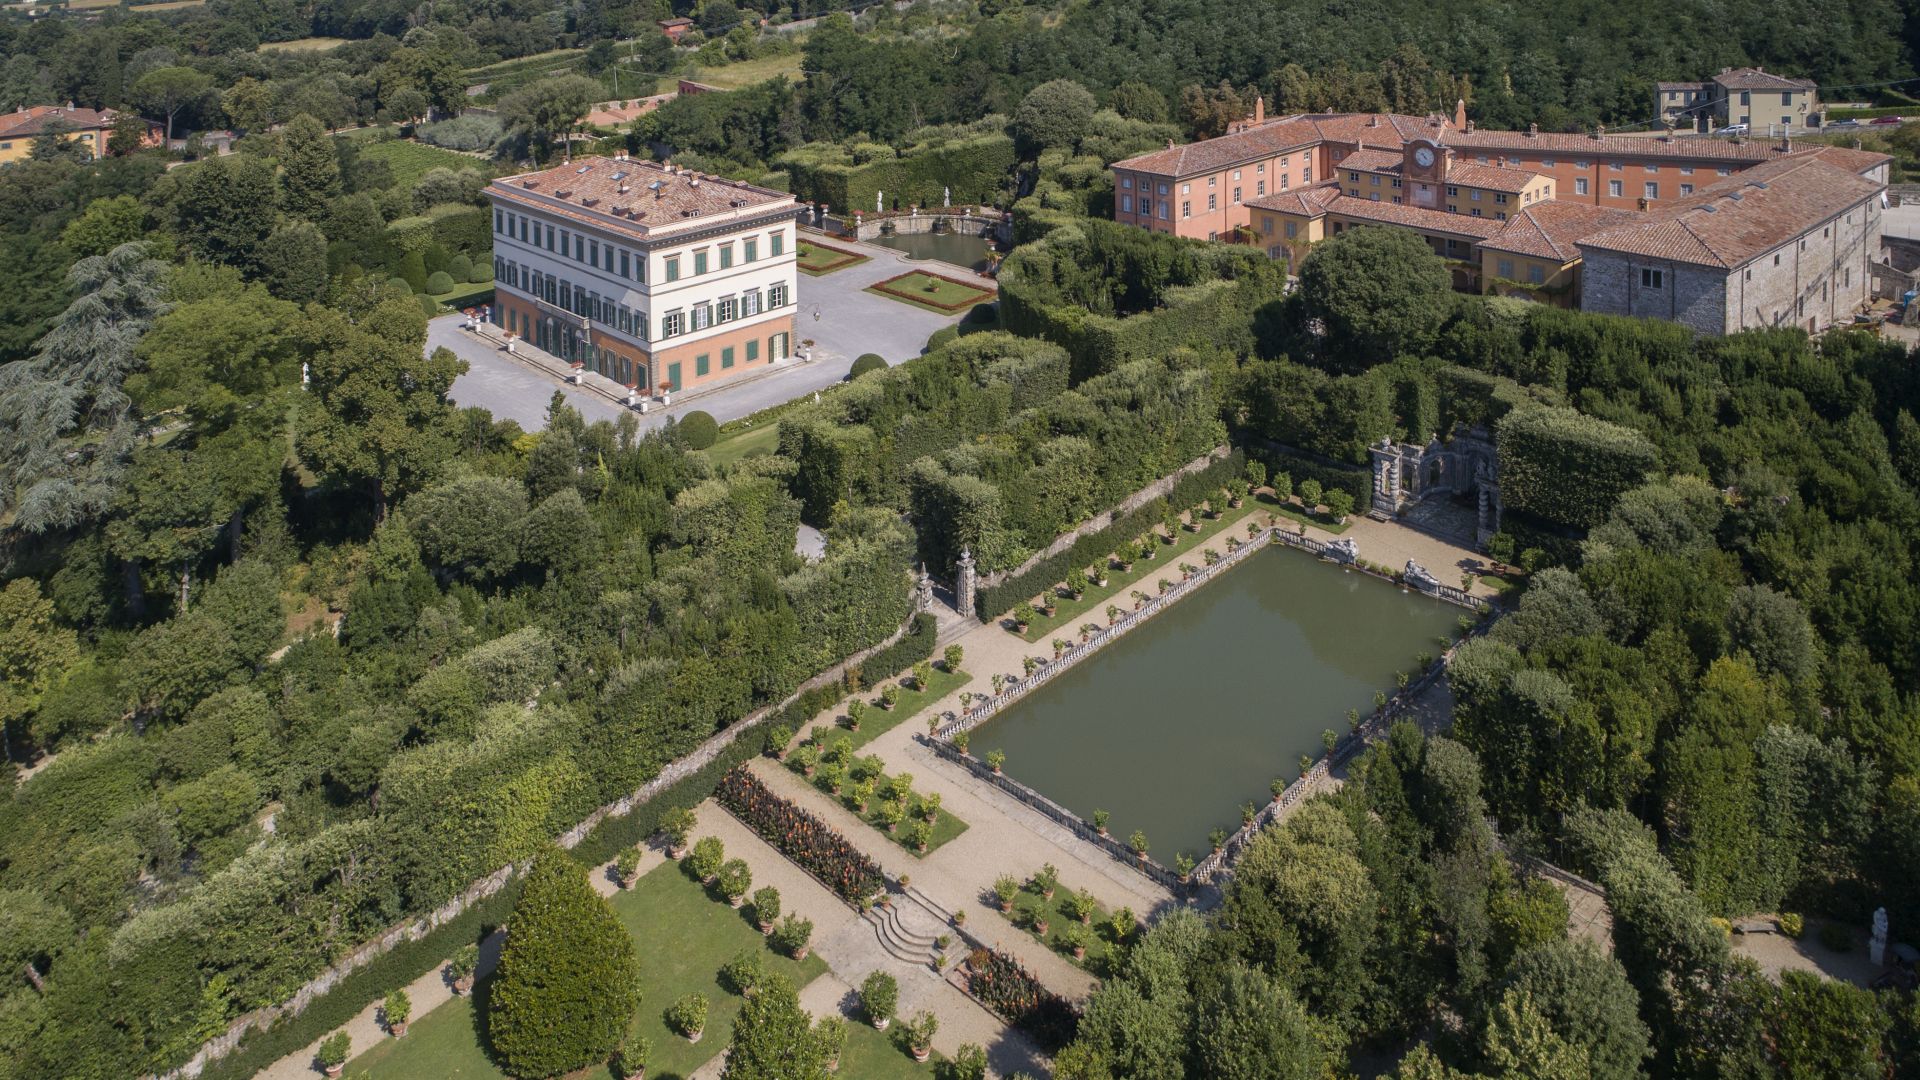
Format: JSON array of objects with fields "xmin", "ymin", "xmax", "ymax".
[{"xmin": 1414, "ymin": 146, "xmax": 1436, "ymax": 168}]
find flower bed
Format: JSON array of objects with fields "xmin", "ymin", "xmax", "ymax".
[
  {"xmin": 784, "ymin": 734, "xmax": 968, "ymax": 857},
  {"xmin": 962, "ymin": 947, "xmax": 1078, "ymax": 1051},
  {"xmin": 716, "ymin": 766, "xmax": 883, "ymax": 904},
  {"xmin": 867, "ymin": 270, "xmax": 996, "ymax": 313}
]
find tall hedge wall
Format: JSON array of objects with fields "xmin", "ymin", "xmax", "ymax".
[
  {"xmin": 1497, "ymin": 406, "xmax": 1658, "ymax": 529},
  {"xmin": 778, "ymin": 125, "xmax": 1015, "ymax": 213},
  {"xmin": 973, "ymin": 449, "xmax": 1245, "ymax": 620},
  {"xmin": 997, "ymin": 218, "xmax": 1287, "ymax": 381}
]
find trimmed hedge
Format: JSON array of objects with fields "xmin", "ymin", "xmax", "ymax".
[
  {"xmin": 196, "ymin": 879, "xmax": 524, "ymax": 1080},
  {"xmin": 974, "ymin": 449, "xmax": 1243, "ymax": 620},
  {"xmin": 997, "ymin": 218, "xmax": 1286, "ymax": 382},
  {"xmin": 779, "ymin": 122, "xmax": 1015, "ymax": 214},
  {"xmin": 1497, "ymin": 406, "xmax": 1657, "ymax": 530},
  {"xmin": 1244, "ymin": 444, "xmax": 1371, "ymax": 507},
  {"xmin": 678, "ymin": 410, "xmax": 720, "ymax": 450}
]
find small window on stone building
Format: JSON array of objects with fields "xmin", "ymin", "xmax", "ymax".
[{"xmin": 1640, "ymin": 268, "xmax": 1664, "ymax": 289}]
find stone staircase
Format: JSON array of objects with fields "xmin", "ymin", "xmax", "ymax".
[{"xmin": 863, "ymin": 887, "xmax": 951, "ymax": 967}]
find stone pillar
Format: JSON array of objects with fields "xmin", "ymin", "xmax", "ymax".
[
  {"xmin": 955, "ymin": 548, "xmax": 976, "ymax": 619},
  {"xmin": 1368, "ymin": 438, "xmax": 1400, "ymax": 516},
  {"xmin": 914, "ymin": 564, "xmax": 934, "ymax": 613},
  {"xmin": 1477, "ymin": 479, "xmax": 1502, "ymax": 548}
]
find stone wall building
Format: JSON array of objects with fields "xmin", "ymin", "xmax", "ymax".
[
  {"xmin": 1575, "ymin": 155, "xmax": 1882, "ymax": 334},
  {"xmin": 1656, "ymin": 68, "xmax": 1820, "ymax": 134}
]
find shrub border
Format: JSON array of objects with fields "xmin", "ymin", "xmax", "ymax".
[{"xmin": 796, "ymin": 238, "xmax": 869, "ymax": 276}]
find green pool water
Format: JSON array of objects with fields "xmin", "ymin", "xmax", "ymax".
[
  {"xmin": 866, "ymin": 229, "xmax": 994, "ymax": 270},
  {"xmin": 970, "ymin": 546, "xmax": 1463, "ymax": 859}
]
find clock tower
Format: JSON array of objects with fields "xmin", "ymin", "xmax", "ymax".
[
  {"xmin": 1403, "ymin": 138, "xmax": 1449, "ymax": 182},
  {"xmin": 1403, "ymin": 137, "xmax": 1449, "ymax": 208}
]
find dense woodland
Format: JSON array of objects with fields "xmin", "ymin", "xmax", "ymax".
[{"xmin": 0, "ymin": 1, "xmax": 1918, "ymax": 1077}]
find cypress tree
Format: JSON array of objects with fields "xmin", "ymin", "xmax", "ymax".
[{"xmin": 488, "ymin": 847, "xmax": 641, "ymax": 1078}]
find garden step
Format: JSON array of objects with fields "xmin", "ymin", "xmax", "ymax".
[
  {"xmin": 863, "ymin": 907, "xmax": 935, "ymax": 965},
  {"xmin": 882, "ymin": 897, "xmax": 942, "ymax": 947}
]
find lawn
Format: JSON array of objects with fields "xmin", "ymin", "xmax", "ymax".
[
  {"xmin": 429, "ymin": 282, "xmax": 496, "ymax": 312},
  {"xmin": 866, "ymin": 271, "xmax": 996, "ymax": 314},
  {"xmin": 700, "ymin": 422, "xmax": 780, "ymax": 467},
  {"xmin": 1000, "ymin": 877, "xmax": 1133, "ymax": 977},
  {"xmin": 1008, "ymin": 500, "xmax": 1271, "ymax": 644},
  {"xmin": 353, "ymin": 139, "xmax": 489, "ymax": 188},
  {"xmin": 796, "ymin": 239, "xmax": 870, "ymax": 276},
  {"xmin": 1254, "ymin": 489, "xmax": 1353, "ymax": 535},
  {"xmin": 258, "ymin": 35, "xmax": 347, "ymax": 50},
  {"xmin": 834, "ymin": 1013, "xmax": 940, "ymax": 1078},
  {"xmin": 789, "ymin": 746, "xmax": 970, "ymax": 858},
  {"xmin": 686, "ymin": 52, "xmax": 807, "ymax": 90},
  {"xmin": 349, "ymin": 862, "xmax": 826, "ymax": 1080},
  {"xmin": 803, "ymin": 667, "xmax": 971, "ymax": 754}
]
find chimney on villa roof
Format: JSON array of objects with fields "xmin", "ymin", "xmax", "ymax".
[
  {"xmin": 1591, "ymin": 124, "xmax": 1605, "ymax": 140},
  {"xmin": 1367, "ymin": 115, "xmax": 1380, "ymax": 127},
  {"xmin": 1453, "ymin": 99, "xmax": 1467, "ymax": 128},
  {"xmin": 1254, "ymin": 95, "xmax": 1265, "ymax": 125},
  {"xmin": 1465, "ymin": 119, "xmax": 1474, "ymax": 132},
  {"xmin": 1526, "ymin": 122, "xmax": 1538, "ymax": 138},
  {"xmin": 1166, "ymin": 139, "xmax": 1174, "ymax": 149}
]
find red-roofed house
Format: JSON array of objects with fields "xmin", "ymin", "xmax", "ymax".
[
  {"xmin": 0, "ymin": 105, "xmax": 147, "ymax": 164},
  {"xmin": 1126, "ymin": 100, "xmax": 1889, "ymax": 331}
]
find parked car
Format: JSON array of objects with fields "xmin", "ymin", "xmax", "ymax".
[
  {"xmin": 1714, "ymin": 123, "xmax": 1749, "ymax": 136},
  {"xmin": 1824, "ymin": 118, "xmax": 1862, "ymax": 129},
  {"xmin": 1870, "ymin": 115, "xmax": 1906, "ymax": 125}
]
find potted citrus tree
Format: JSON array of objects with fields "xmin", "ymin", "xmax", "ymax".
[
  {"xmin": 753, "ymin": 886, "xmax": 781, "ymax": 934},
  {"xmin": 383, "ymin": 989, "xmax": 411, "ymax": 1037},
  {"xmin": 905, "ymin": 1011, "xmax": 939, "ymax": 1063},
  {"xmin": 316, "ymin": 1031, "xmax": 351, "ymax": 1077},
  {"xmin": 860, "ymin": 971, "xmax": 898, "ymax": 1030},
  {"xmin": 448, "ymin": 943, "xmax": 479, "ymax": 995},
  {"xmin": 668, "ymin": 993, "xmax": 708, "ymax": 1043}
]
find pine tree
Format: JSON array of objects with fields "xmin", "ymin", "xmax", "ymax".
[
  {"xmin": 488, "ymin": 848, "xmax": 641, "ymax": 1078},
  {"xmin": 720, "ymin": 972, "xmax": 830, "ymax": 1080},
  {"xmin": 0, "ymin": 243, "xmax": 170, "ymax": 531}
]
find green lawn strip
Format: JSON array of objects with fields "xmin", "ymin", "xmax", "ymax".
[
  {"xmin": 1254, "ymin": 490, "xmax": 1352, "ymax": 534},
  {"xmin": 865, "ymin": 272, "xmax": 994, "ymax": 314},
  {"xmin": 796, "ymin": 240, "xmax": 869, "ymax": 276},
  {"xmin": 1011, "ymin": 502, "xmax": 1269, "ymax": 644},
  {"xmin": 700, "ymin": 422, "xmax": 781, "ymax": 467},
  {"xmin": 807, "ymin": 668, "xmax": 971, "ymax": 753},
  {"xmin": 832, "ymin": 1012, "xmax": 941, "ymax": 1078},
  {"xmin": 796, "ymin": 758, "xmax": 969, "ymax": 858},
  {"xmin": 350, "ymin": 861, "xmax": 826, "ymax": 1080},
  {"xmin": 1002, "ymin": 884, "xmax": 1130, "ymax": 976},
  {"xmin": 428, "ymin": 282, "xmax": 495, "ymax": 311}
]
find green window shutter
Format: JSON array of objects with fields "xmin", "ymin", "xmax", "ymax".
[
  {"xmin": 721, "ymin": 347, "xmax": 735, "ymax": 368},
  {"xmin": 695, "ymin": 354, "xmax": 710, "ymax": 376}
]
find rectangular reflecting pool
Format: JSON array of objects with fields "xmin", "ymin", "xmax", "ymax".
[{"xmin": 970, "ymin": 546, "xmax": 1463, "ymax": 859}]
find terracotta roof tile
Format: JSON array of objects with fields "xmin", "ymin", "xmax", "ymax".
[
  {"xmin": 0, "ymin": 105, "xmax": 118, "ymax": 139},
  {"xmin": 489, "ymin": 155, "xmax": 795, "ymax": 241},
  {"xmin": 1111, "ymin": 118, "xmax": 1321, "ymax": 177},
  {"xmin": 1478, "ymin": 201, "xmax": 1638, "ymax": 261},
  {"xmin": 1712, "ymin": 68, "xmax": 1816, "ymax": 91},
  {"xmin": 1574, "ymin": 155, "xmax": 1880, "ymax": 268}
]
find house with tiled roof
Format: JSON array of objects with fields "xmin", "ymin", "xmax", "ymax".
[
  {"xmin": 0, "ymin": 104, "xmax": 142, "ymax": 164},
  {"xmin": 1575, "ymin": 155, "xmax": 1880, "ymax": 333},
  {"xmin": 1116, "ymin": 99, "xmax": 1888, "ymax": 332},
  {"xmin": 1655, "ymin": 67, "xmax": 1820, "ymax": 133}
]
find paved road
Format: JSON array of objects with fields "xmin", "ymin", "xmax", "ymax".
[{"xmin": 435, "ymin": 238, "xmax": 982, "ymax": 432}]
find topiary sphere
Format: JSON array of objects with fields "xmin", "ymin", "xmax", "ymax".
[
  {"xmin": 849, "ymin": 354, "xmax": 887, "ymax": 379},
  {"xmin": 425, "ymin": 270, "xmax": 456, "ymax": 295},
  {"xmin": 678, "ymin": 411, "xmax": 719, "ymax": 450}
]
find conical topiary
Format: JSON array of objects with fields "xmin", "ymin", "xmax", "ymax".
[{"xmin": 488, "ymin": 847, "xmax": 641, "ymax": 1078}]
